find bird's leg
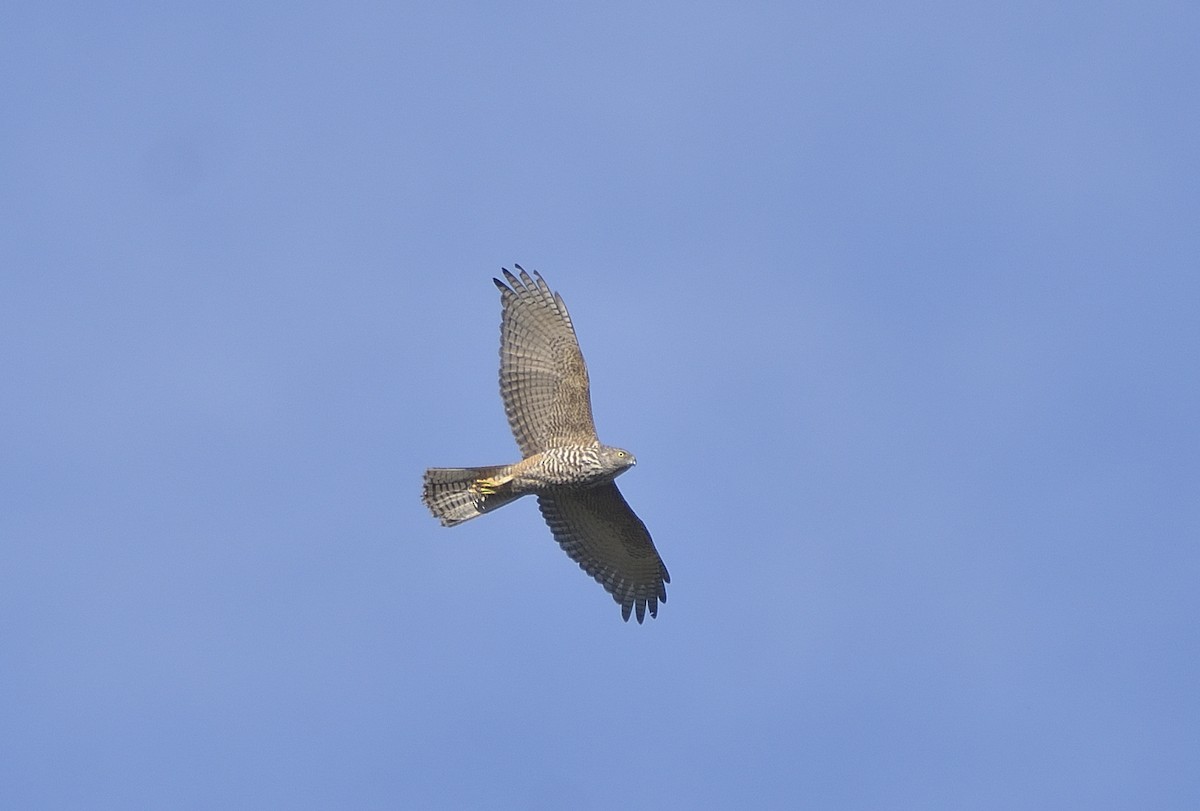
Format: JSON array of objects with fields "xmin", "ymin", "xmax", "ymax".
[{"xmin": 473, "ymin": 473, "xmax": 514, "ymax": 495}]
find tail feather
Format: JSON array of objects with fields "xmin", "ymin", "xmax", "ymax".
[{"xmin": 422, "ymin": 465, "xmax": 520, "ymax": 526}]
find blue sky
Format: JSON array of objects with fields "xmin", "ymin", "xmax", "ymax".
[{"xmin": 3, "ymin": 2, "xmax": 1198, "ymax": 808}]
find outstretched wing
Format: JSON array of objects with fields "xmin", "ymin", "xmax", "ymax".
[
  {"xmin": 494, "ymin": 266, "xmax": 597, "ymax": 456},
  {"xmin": 537, "ymin": 484, "xmax": 670, "ymax": 623}
]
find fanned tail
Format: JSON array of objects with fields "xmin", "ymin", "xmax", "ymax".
[{"xmin": 422, "ymin": 465, "xmax": 520, "ymax": 526}]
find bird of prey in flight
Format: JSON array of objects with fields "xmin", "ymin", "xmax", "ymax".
[{"xmin": 422, "ymin": 267, "xmax": 669, "ymax": 622}]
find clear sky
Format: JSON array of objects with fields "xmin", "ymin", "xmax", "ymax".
[{"xmin": 3, "ymin": 2, "xmax": 1198, "ymax": 808}]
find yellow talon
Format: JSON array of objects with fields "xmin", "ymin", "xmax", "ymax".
[{"xmin": 473, "ymin": 476, "xmax": 507, "ymax": 495}]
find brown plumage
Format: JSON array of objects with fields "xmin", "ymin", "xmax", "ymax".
[{"xmin": 422, "ymin": 267, "xmax": 669, "ymax": 623}]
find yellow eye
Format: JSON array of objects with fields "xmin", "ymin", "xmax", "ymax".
[{"xmin": 617, "ymin": 451, "xmax": 626, "ymax": 457}]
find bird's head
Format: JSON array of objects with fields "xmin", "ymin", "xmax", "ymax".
[{"xmin": 599, "ymin": 445, "xmax": 637, "ymax": 475}]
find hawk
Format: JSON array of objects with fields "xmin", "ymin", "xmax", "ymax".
[{"xmin": 422, "ymin": 266, "xmax": 669, "ymax": 622}]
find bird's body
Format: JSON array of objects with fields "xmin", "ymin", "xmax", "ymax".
[
  {"xmin": 423, "ymin": 442, "xmax": 635, "ymax": 524},
  {"xmin": 422, "ymin": 267, "xmax": 669, "ymax": 623}
]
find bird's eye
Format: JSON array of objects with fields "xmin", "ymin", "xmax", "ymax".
[{"xmin": 617, "ymin": 451, "xmax": 625, "ymax": 457}]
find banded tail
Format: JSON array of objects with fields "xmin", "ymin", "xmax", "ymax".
[{"xmin": 422, "ymin": 465, "xmax": 521, "ymax": 527}]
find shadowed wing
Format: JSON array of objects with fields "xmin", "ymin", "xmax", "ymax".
[
  {"xmin": 494, "ymin": 267, "xmax": 597, "ymax": 456},
  {"xmin": 537, "ymin": 484, "xmax": 670, "ymax": 623}
]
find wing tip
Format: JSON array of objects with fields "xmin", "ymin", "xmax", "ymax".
[
  {"xmin": 619, "ymin": 591, "xmax": 665, "ymax": 624},
  {"xmin": 493, "ymin": 266, "xmax": 569, "ymax": 320}
]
